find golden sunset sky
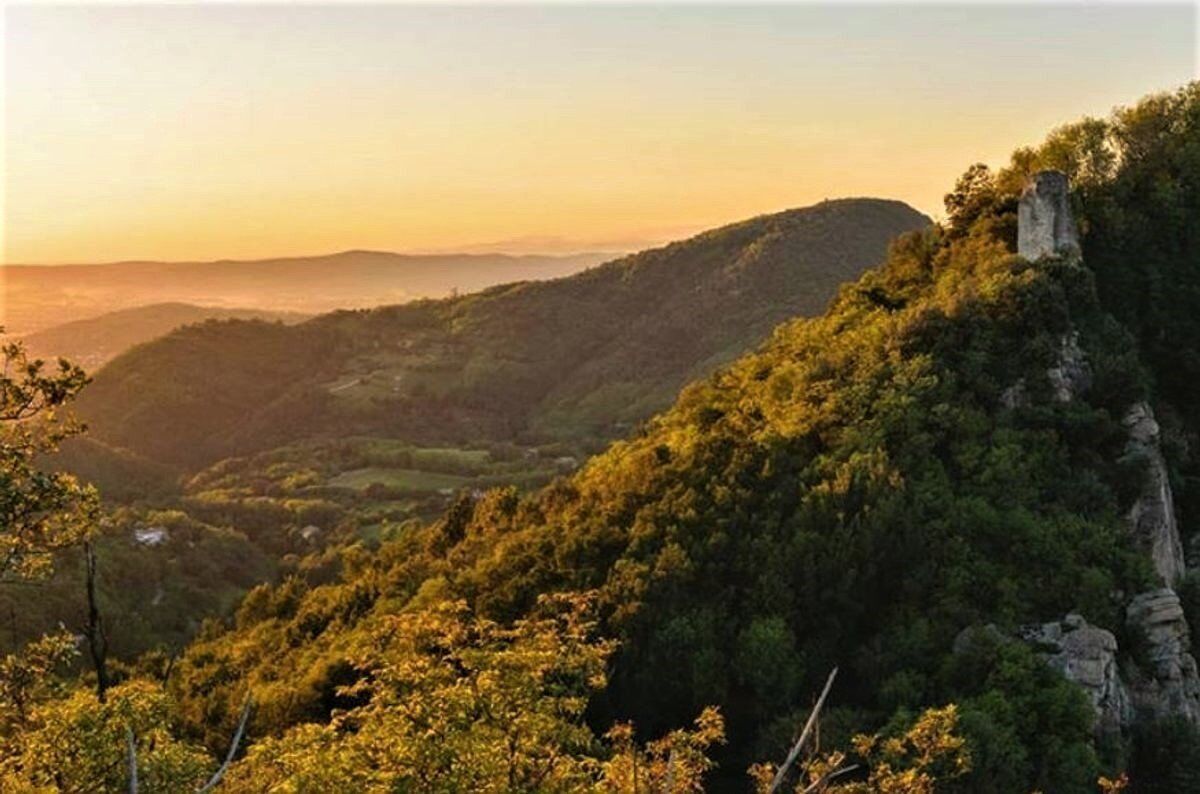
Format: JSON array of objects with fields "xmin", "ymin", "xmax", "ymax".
[{"xmin": 3, "ymin": 3, "xmax": 1197, "ymax": 263}]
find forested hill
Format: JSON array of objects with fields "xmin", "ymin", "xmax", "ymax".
[
  {"xmin": 76, "ymin": 198, "xmax": 928, "ymax": 469},
  {"xmin": 163, "ymin": 85, "xmax": 1200, "ymax": 791}
]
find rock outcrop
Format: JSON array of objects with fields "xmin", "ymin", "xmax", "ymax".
[
  {"xmin": 999, "ymin": 331, "xmax": 1092, "ymax": 409},
  {"xmin": 1123, "ymin": 402, "xmax": 1186, "ymax": 586},
  {"xmin": 1007, "ymin": 172, "xmax": 1200, "ymax": 735},
  {"xmin": 999, "ymin": 380, "xmax": 1028, "ymax": 410},
  {"xmin": 1047, "ymin": 331, "xmax": 1092, "ymax": 402},
  {"xmin": 1126, "ymin": 589, "xmax": 1200, "ymax": 724},
  {"xmin": 1003, "ymin": 174, "xmax": 1089, "ymax": 409},
  {"xmin": 1018, "ymin": 171, "xmax": 1082, "ymax": 261},
  {"xmin": 1016, "ymin": 596, "xmax": 1200, "ymax": 734},
  {"xmin": 1020, "ymin": 614, "xmax": 1132, "ymax": 736}
]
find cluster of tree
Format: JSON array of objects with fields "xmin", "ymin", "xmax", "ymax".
[{"xmin": 0, "ymin": 592, "xmax": 968, "ymax": 791}]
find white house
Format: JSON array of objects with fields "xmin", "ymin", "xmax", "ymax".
[{"xmin": 133, "ymin": 526, "xmax": 168, "ymax": 546}]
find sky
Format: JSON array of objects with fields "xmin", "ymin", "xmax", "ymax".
[{"xmin": 3, "ymin": 2, "xmax": 1197, "ymax": 264}]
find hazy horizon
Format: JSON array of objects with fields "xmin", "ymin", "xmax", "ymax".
[
  {"xmin": 1, "ymin": 245, "xmax": 634, "ymax": 268},
  {"xmin": 5, "ymin": 3, "xmax": 1196, "ymax": 264}
]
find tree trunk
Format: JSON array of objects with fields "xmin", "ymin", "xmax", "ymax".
[{"xmin": 83, "ymin": 540, "xmax": 109, "ymax": 703}]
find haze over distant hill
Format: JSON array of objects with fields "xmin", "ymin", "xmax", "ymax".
[
  {"xmin": 77, "ymin": 198, "xmax": 930, "ymax": 469},
  {"xmin": 18, "ymin": 303, "xmax": 310, "ymax": 371},
  {"xmin": 0, "ymin": 250, "xmax": 612, "ymax": 334}
]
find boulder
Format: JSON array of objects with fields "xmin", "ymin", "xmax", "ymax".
[{"xmin": 1019, "ymin": 614, "xmax": 1132, "ymax": 736}]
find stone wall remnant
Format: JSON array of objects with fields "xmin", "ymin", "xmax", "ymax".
[{"xmin": 1018, "ymin": 170, "xmax": 1081, "ymax": 261}]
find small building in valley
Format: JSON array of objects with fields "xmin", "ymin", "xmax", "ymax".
[{"xmin": 133, "ymin": 526, "xmax": 168, "ymax": 546}]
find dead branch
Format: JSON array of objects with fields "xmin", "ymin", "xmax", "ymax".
[
  {"xmin": 768, "ymin": 666, "xmax": 838, "ymax": 794},
  {"xmin": 801, "ymin": 763, "xmax": 859, "ymax": 794},
  {"xmin": 126, "ymin": 724, "xmax": 139, "ymax": 794},
  {"xmin": 195, "ymin": 696, "xmax": 253, "ymax": 793}
]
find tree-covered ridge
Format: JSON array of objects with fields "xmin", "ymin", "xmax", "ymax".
[
  {"xmin": 74, "ymin": 199, "xmax": 928, "ymax": 470},
  {"xmin": 158, "ymin": 85, "xmax": 1199, "ymax": 791}
]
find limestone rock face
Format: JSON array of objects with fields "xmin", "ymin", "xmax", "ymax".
[
  {"xmin": 998, "ymin": 332, "xmax": 1091, "ymax": 408},
  {"xmin": 1020, "ymin": 614, "xmax": 1132, "ymax": 735},
  {"xmin": 1047, "ymin": 331, "xmax": 1092, "ymax": 402},
  {"xmin": 1123, "ymin": 402, "xmax": 1185, "ymax": 586},
  {"xmin": 1018, "ymin": 171, "xmax": 1082, "ymax": 261},
  {"xmin": 1000, "ymin": 380, "xmax": 1028, "ymax": 409},
  {"xmin": 1126, "ymin": 589, "xmax": 1200, "ymax": 724}
]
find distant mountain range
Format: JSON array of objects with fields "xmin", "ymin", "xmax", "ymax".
[
  {"xmin": 19, "ymin": 303, "xmax": 309, "ymax": 371},
  {"xmin": 75, "ymin": 198, "xmax": 930, "ymax": 470},
  {"xmin": 1, "ymin": 250, "xmax": 612, "ymax": 335}
]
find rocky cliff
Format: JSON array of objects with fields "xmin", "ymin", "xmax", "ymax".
[
  {"xmin": 1123, "ymin": 402, "xmax": 1187, "ymax": 586},
  {"xmin": 1020, "ymin": 614, "xmax": 1132, "ymax": 737},
  {"xmin": 1126, "ymin": 589, "xmax": 1200, "ymax": 724},
  {"xmin": 1014, "ymin": 172, "xmax": 1197, "ymax": 735}
]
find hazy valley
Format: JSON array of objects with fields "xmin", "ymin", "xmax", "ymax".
[{"xmin": 2, "ymin": 249, "xmax": 610, "ymax": 335}]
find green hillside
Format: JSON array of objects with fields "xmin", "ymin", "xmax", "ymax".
[
  {"xmin": 76, "ymin": 199, "xmax": 928, "ymax": 470},
  {"xmin": 159, "ymin": 85, "xmax": 1200, "ymax": 791}
]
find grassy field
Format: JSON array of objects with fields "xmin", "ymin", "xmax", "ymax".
[
  {"xmin": 328, "ymin": 467, "xmax": 473, "ymax": 493},
  {"xmin": 410, "ymin": 446, "xmax": 490, "ymax": 470}
]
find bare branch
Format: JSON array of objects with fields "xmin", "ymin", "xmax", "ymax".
[
  {"xmin": 801, "ymin": 764, "xmax": 859, "ymax": 794},
  {"xmin": 126, "ymin": 724, "xmax": 139, "ymax": 794},
  {"xmin": 196, "ymin": 696, "xmax": 253, "ymax": 793},
  {"xmin": 768, "ymin": 667, "xmax": 838, "ymax": 794}
]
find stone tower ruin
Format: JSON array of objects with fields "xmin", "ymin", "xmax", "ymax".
[{"xmin": 1017, "ymin": 170, "xmax": 1081, "ymax": 261}]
